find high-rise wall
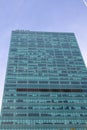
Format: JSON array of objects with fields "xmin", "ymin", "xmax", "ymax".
[{"xmin": 0, "ymin": 30, "xmax": 87, "ymax": 130}]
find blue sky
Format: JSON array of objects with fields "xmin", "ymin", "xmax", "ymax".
[{"xmin": 0, "ymin": 0, "xmax": 87, "ymax": 111}]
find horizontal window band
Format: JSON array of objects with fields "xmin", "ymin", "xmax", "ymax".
[{"xmin": 16, "ymin": 88, "xmax": 83, "ymax": 92}]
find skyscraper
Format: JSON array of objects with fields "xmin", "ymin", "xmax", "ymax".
[{"xmin": 0, "ymin": 30, "xmax": 87, "ymax": 130}]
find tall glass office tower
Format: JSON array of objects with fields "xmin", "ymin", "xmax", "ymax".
[{"xmin": 0, "ymin": 30, "xmax": 87, "ymax": 130}]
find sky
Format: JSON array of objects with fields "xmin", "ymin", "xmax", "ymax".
[{"xmin": 0, "ymin": 0, "xmax": 87, "ymax": 112}]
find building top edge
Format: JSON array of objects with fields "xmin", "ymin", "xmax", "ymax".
[{"xmin": 12, "ymin": 30, "xmax": 74, "ymax": 34}]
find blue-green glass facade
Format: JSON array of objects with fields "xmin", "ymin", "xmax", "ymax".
[{"xmin": 0, "ymin": 30, "xmax": 87, "ymax": 130}]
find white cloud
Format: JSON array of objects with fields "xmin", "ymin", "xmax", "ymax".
[{"xmin": 83, "ymin": 0, "xmax": 87, "ymax": 7}]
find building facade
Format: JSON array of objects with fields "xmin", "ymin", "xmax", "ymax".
[{"xmin": 0, "ymin": 30, "xmax": 87, "ymax": 130}]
